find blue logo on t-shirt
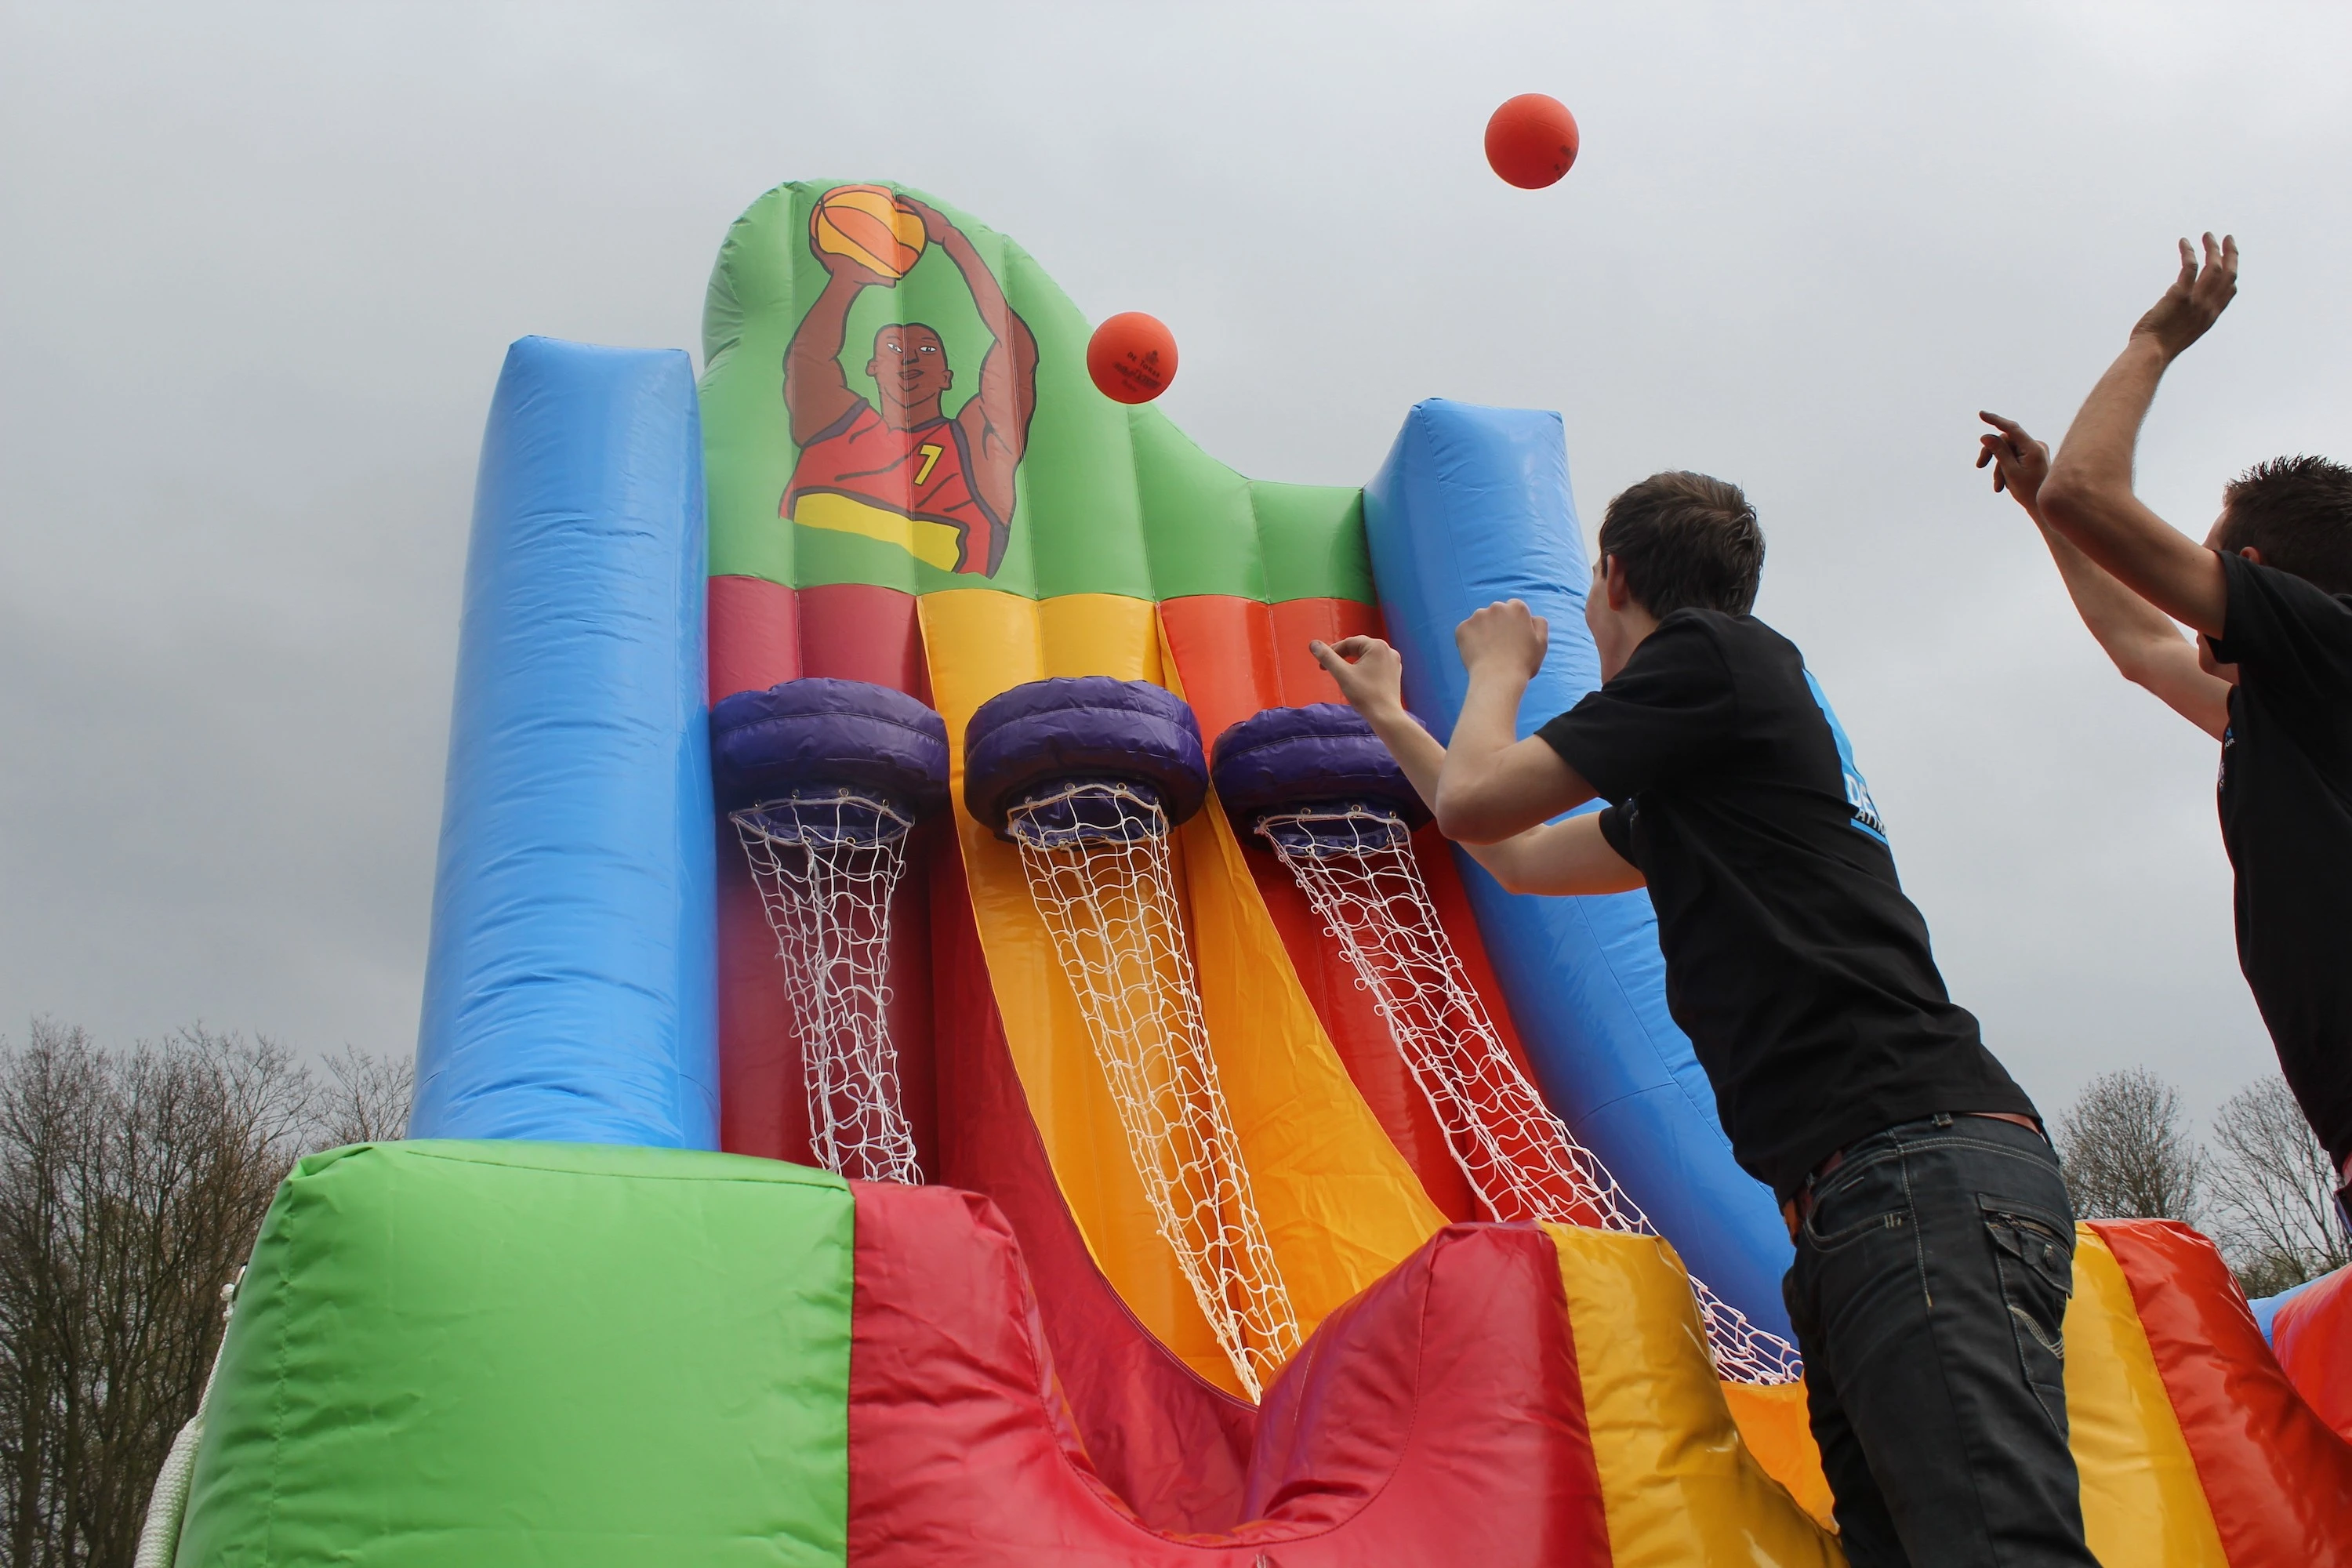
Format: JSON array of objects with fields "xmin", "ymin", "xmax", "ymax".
[{"xmin": 1802, "ymin": 670, "xmax": 1888, "ymax": 844}]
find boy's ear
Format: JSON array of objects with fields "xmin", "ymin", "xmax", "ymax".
[{"xmin": 1599, "ymin": 556, "xmax": 1634, "ymax": 612}]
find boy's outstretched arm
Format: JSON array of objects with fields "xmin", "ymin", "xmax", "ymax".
[
  {"xmin": 1309, "ymin": 633, "xmax": 1640, "ymax": 895},
  {"xmin": 2038, "ymin": 234, "xmax": 2239, "ymax": 637},
  {"xmin": 1436, "ymin": 601, "xmax": 1598, "ymax": 841},
  {"xmin": 1980, "ymin": 412, "xmax": 2230, "ymax": 739}
]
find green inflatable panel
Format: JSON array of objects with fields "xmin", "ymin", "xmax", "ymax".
[
  {"xmin": 175, "ymin": 1141, "xmax": 853, "ymax": 1567},
  {"xmin": 699, "ymin": 179, "xmax": 1370, "ymax": 604}
]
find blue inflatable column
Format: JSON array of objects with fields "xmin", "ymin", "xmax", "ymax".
[
  {"xmin": 1363, "ymin": 398, "xmax": 1795, "ymax": 1338},
  {"xmin": 412, "ymin": 337, "xmax": 717, "ymax": 1148}
]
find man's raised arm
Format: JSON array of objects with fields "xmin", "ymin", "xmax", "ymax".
[
  {"xmin": 1429, "ymin": 601, "xmax": 1596, "ymax": 844},
  {"xmin": 906, "ymin": 198, "xmax": 1038, "ymax": 485},
  {"xmin": 1979, "ymin": 412, "xmax": 2230, "ymax": 739},
  {"xmin": 1310, "ymin": 633, "xmax": 1638, "ymax": 895},
  {"xmin": 2038, "ymin": 234, "xmax": 2239, "ymax": 637},
  {"xmin": 783, "ymin": 246, "xmax": 884, "ymax": 448}
]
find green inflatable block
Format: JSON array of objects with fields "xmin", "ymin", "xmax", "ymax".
[{"xmin": 175, "ymin": 1140, "xmax": 853, "ymax": 1567}]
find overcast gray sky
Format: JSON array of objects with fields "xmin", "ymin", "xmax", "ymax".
[{"xmin": 5, "ymin": 2, "xmax": 2347, "ymax": 1131}]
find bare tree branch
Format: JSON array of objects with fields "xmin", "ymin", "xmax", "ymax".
[
  {"xmin": 313, "ymin": 1045, "xmax": 416, "ymax": 1148},
  {"xmin": 2056, "ymin": 1067, "xmax": 2206, "ymax": 1226},
  {"xmin": 0, "ymin": 1018, "xmax": 375, "ymax": 1567},
  {"xmin": 2207, "ymin": 1075, "xmax": 2350, "ymax": 1298}
]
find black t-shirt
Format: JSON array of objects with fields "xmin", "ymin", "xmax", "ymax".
[
  {"xmin": 1537, "ymin": 610, "xmax": 2036, "ymax": 1200},
  {"xmin": 2208, "ymin": 551, "xmax": 2352, "ymax": 1169}
]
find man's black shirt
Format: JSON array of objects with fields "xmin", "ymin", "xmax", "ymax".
[
  {"xmin": 1537, "ymin": 610, "xmax": 2037, "ymax": 1200},
  {"xmin": 2209, "ymin": 551, "xmax": 2352, "ymax": 1169}
]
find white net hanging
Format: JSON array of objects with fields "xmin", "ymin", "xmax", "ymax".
[
  {"xmin": 1256, "ymin": 803, "xmax": 1804, "ymax": 1385},
  {"xmin": 1008, "ymin": 779, "xmax": 1300, "ymax": 1398},
  {"xmin": 733, "ymin": 789, "xmax": 924, "ymax": 1186}
]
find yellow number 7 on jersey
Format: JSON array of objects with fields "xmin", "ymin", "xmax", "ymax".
[{"xmin": 913, "ymin": 443, "xmax": 942, "ymax": 485}]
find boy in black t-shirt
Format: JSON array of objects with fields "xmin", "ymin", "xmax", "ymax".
[
  {"xmin": 1984, "ymin": 235, "xmax": 2352, "ymax": 1233},
  {"xmin": 1313, "ymin": 474, "xmax": 2094, "ymax": 1567}
]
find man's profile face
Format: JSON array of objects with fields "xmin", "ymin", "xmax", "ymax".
[{"xmin": 868, "ymin": 324, "xmax": 951, "ymax": 413}]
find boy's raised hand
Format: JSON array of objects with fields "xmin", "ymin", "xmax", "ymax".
[
  {"xmin": 1976, "ymin": 412, "xmax": 2051, "ymax": 514},
  {"xmin": 1310, "ymin": 635, "xmax": 1406, "ymax": 720},
  {"xmin": 1454, "ymin": 600, "xmax": 1549, "ymax": 683},
  {"xmin": 2131, "ymin": 234, "xmax": 2238, "ymax": 360}
]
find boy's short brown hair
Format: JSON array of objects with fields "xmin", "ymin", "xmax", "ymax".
[
  {"xmin": 1596, "ymin": 472, "xmax": 1766, "ymax": 617},
  {"xmin": 2219, "ymin": 456, "xmax": 2352, "ymax": 597}
]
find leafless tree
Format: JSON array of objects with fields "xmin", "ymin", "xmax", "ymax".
[
  {"xmin": 314, "ymin": 1044, "xmax": 416, "ymax": 1147},
  {"xmin": 2056, "ymin": 1067, "xmax": 2206, "ymax": 1226},
  {"xmin": 0, "ymin": 1020, "xmax": 414, "ymax": 1567},
  {"xmin": 2205, "ymin": 1075, "xmax": 2350, "ymax": 1299}
]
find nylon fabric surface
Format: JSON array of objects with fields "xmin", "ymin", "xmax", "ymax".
[
  {"xmin": 1172, "ymin": 763, "xmax": 1450, "ymax": 1319},
  {"xmin": 920, "ymin": 587, "xmax": 1240, "ymax": 1390},
  {"xmin": 173, "ymin": 1141, "xmax": 853, "ymax": 1567},
  {"xmin": 707, "ymin": 581, "xmax": 939, "ymax": 1171},
  {"xmin": 1543, "ymin": 1222, "xmax": 1841, "ymax": 1567},
  {"xmin": 2270, "ymin": 1261, "xmax": 2352, "ymax": 1439},
  {"xmin": 2095, "ymin": 1218, "xmax": 2352, "ymax": 1564},
  {"xmin": 964, "ymin": 675, "xmax": 1209, "ymax": 833},
  {"xmin": 1364, "ymin": 397, "xmax": 1794, "ymax": 1338},
  {"xmin": 1210, "ymin": 701, "xmax": 1432, "ymax": 829},
  {"xmin": 2060, "ymin": 1229, "xmax": 2229, "ymax": 1566},
  {"xmin": 413, "ymin": 336, "xmax": 717, "ymax": 1148},
  {"xmin": 710, "ymin": 676, "xmax": 949, "ymax": 813},
  {"xmin": 920, "ymin": 588, "xmax": 1448, "ymax": 1388},
  {"xmin": 845, "ymin": 1182, "xmax": 1613, "ymax": 1565},
  {"xmin": 925, "ymin": 839, "xmax": 1259, "ymax": 1533}
]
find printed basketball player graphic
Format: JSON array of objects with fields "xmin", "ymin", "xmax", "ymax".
[{"xmin": 780, "ymin": 185, "xmax": 1040, "ymax": 576}]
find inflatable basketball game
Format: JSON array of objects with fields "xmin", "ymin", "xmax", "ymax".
[{"xmin": 151, "ymin": 182, "xmax": 2352, "ymax": 1566}]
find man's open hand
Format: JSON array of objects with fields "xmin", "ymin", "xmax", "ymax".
[
  {"xmin": 1454, "ymin": 601, "xmax": 1548, "ymax": 683},
  {"xmin": 2130, "ymin": 234, "xmax": 2238, "ymax": 359},
  {"xmin": 1310, "ymin": 635, "xmax": 1406, "ymax": 720},
  {"xmin": 1976, "ymin": 412, "xmax": 2051, "ymax": 513}
]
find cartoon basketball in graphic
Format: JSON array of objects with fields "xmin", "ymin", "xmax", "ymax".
[
  {"xmin": 781, "ymin": 186, "xmax": 1039, "ymax": 577},
  {"xmin": 808, "ymin": 185, "xmax": 928, "ymax": 281}
]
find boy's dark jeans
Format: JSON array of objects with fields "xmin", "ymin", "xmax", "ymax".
[{"xmin": 1781, "ymin": 1114, "xmax": 2098, "ymax": 1567}]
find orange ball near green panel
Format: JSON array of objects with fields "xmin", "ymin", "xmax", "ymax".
[{"xmin": 1087, "ymin": 310, "xmax": 1178, "ymax": 404}]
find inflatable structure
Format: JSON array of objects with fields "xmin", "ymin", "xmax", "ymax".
[{"xmin": 157, "ymin": 183, "xmax": 2351, "ymax": 1566}]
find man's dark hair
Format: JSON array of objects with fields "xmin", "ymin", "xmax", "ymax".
[
  {"xmin": 2218, "ymin": 456, "xmax": 2352, "ymax": 596},
  {"xmin": 1596, "ymin": 471, "xmax": 1766, "ymax": 617}
]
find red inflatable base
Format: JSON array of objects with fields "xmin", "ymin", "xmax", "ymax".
[{"xmin": 848, "ymin": 1183, "xmax": 1611, "ymax": 1565}]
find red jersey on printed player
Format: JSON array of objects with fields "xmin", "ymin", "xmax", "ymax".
[
  {"xmin": 780, "ymin": 402, "xmax": 1006, "ymax": 576},
  {"xmin": 779, "ymin": 192, "xmax": 1038, "ymax": 580}
]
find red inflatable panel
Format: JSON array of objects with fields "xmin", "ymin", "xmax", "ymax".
[
  {"xmin": 846, "ymin": 1181, "xmax": 1611, "ymax": 1566},
  {"xmin": 707, "ymin": 575, "xmax": 930, "ymax": 704},
  {"xmin": 709, "ymin": 575, "xmax": 938, "ymax": 1171},
  {"xmin": 2095, "ymin": 1219, "xmax": 2352, "ymax": 1564},
  {"xmin": 2274, "ymin": 1264, "xmax": 2352, "ymax": 1441},
  {"xmin": 927, "ymin": 840, "xmax": 1257, "ymax": 1533}
]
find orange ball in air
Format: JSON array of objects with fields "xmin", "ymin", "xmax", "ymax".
[
  {"xmin": 1087, "ymin": 312, "xmax": 1178, "ymax": 405},
  {"xmin": 1485, "ymin": 93, "xmax": 1580, "ymax": 189}
]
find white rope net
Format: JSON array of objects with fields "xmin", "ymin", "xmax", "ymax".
[
  {"xmin": 733, "ymin": 789, "xmax": 924, "ymax": 1185},
  {"xmin": 1008, "ymin": 779, "xmax": 1299, "ymax": 1398},
  {"xmin": 1256, "ymin": 803, "xmax": 1804, "ymax": 1385}
]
